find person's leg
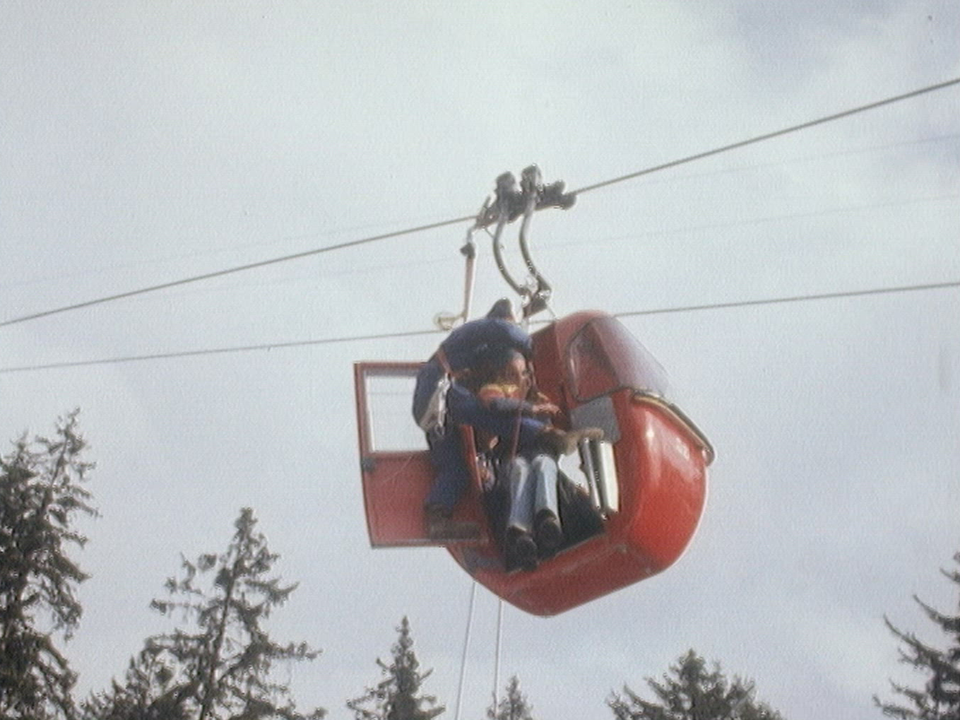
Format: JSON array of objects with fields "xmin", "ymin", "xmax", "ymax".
[
  {"xmin": 424, "ymin": 433, "xmax": 478, "ymax": 539},
  {"xmin": 531, "ymin": 454, "xmax": 562, "ymax": 555},
  {"xmin": 425, "ymin": 432, "xmax": 468, "ymax": 513},
  {"xmin": 504, "ymin": 456, "xmax": 537, "ymax": 569},
  {"xmin": 531, "ymin": 454, "xmax": 559, "ymax": 518},
  {"xmin": 506, "ymin": 456, "xmax": 535, "ymax": 533}
]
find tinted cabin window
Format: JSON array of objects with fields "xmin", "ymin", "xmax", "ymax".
[{"xmin": 567, "ymin": 317, "xmax": 670, "ymax": 402}]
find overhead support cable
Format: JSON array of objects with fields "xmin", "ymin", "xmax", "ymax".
[
  {"xmin": 1, "ymin": 76, "xmax": 957, "ymax": 330},
  {"xmin": 0, "ymin": 216, "xmax": 473, "ymax": 329},
  {"xmin": 569, "ymin": 76, "xmax": 960, "ymax": 196},
  {"xmin": 0, "ymin": 329, "xmax": 441, "ymax": 373},
  {"xmin": 613, "ymin": 279, "xmax": 960, "ymax": 319},
  {"xmin": 3, "ymin": 279, "xmax": 957, "ymax": 374}
]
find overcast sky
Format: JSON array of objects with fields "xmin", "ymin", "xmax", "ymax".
[{"xmin": 2, "ymin": 3, "xmax": 959, "ymax": 719}]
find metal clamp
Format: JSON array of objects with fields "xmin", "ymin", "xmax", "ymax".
[{"xmin": 480, "ymin": 165, "xmax": 576, "ymax": 319}]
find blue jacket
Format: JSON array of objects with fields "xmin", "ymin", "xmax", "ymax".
[{"xmin": 413, "ymin": 317, "xmax": 532, "ymax": 422}]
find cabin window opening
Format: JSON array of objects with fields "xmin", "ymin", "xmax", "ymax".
[{"xmin": 363, "ymin": 371, "xmax": 429, "ymax": 453}]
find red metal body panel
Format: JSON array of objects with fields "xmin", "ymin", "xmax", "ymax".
[
  {"xmin": 354, "ymin": 362, "xmax": 489, "ymax": 546},
  {"xmin": 354, "ymin": 312, "xmax": 712, "ymax": 615}
]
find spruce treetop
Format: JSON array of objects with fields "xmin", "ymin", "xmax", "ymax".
[
  {"xmin": 609, "ymin": 650, "xmax": 784, "ymax": 720},
  {"xmin": 876, "ymin": 551, "xmax": 960, "ymax": 719},
  {"xmin": 348, "ymin": 616, "xmax": 444, "ymax": 720},
  {"xmin": 84, "ymin": 507, "xmax": 323, "ymax": 720},
  {"xmin": 0, "ymin": 411, "xmax": 96, "ymax": 720}
]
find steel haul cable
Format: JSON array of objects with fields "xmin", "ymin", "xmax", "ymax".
[
  {"xmin": 569, "ymin": 76, "xmax": 960, "ymax": 196},
  {"xmin": 0, "ymin": 216, "xmax": 473, "ymax": 328},
  {"xmin": 2, "ymin": 76, "xmax": 957, "ymax": 330}
]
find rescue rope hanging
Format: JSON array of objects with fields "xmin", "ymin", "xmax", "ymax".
[
  {"xmin": 453, "ymin": 586, "xmax": 506, "ymax": 720},
  {"xmin": 493, "ymin": 598, "xmax": 504, "ymax": 710},
  {"xmin": 454, "ymin": 582, "xmax": 478, "ymax": 720}
]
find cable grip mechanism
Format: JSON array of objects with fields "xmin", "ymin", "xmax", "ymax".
[
  {"xmin": 480, "ymin": 165, "xmax": 575, "ymax": 320},
  {"xmin": 435, "ymin": 166, "xmax": 574, "ymax": 329}
]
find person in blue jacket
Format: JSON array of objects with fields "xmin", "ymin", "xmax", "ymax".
[{"xmin": 413, "ymin": 299, "xmax": 551, "ymax": 538}]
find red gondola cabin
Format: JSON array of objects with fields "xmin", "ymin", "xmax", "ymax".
[{"xmin": 354, "ymin": 311, "xmax": 714, "ymax": 616}]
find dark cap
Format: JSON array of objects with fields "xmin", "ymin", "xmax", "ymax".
[{"xmin": 486, "ymin": 298, "xmax": 515, "ymax": 321}]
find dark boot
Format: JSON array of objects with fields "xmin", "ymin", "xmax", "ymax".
[
  {"xmin": 535, "ymin": 511, "xmax": 562, "ymax": 557},
  {"xmin": 506, "ymin": 526, "xmax": 538, "ymax": 571}
]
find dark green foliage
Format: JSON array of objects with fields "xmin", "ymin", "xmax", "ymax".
[
  {"xmin": 487, "ymin": 676, "xmax": 535, "ymax": 720},
  {"xmin": 0, "ymin": 411, "xmax": 95, "ymax": 720},
  {"xmin": 348, "ymin": 617, "xmax": 444, "ymax": 720},
  {"xmin": 82, "ymin": 650, "xmax": 190, "ymax": 720},
  {"xmin": 876, "ymin": 551, "xmax": 960, "ymax": 719},
  {"xmin": 608, "ymin": 650, "xmax": 784, "ymax": 720},
  {"xmin": 85, "ymin": 507, "xmax": 323, "ymax": 720}
]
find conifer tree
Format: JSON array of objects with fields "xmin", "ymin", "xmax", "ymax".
[
  {"xmin": 0, "ymin": 411, "xmax": 95, "ymax": 720},
  {"xmin": 85, "ymin": 507, "xmax": 323, "ymax": 720},
  {"xmin": 348, "ymin": 616, "xmax": 444, "ymax": 720},
  {"xmin": 876, "ymin": 551, "xmax": 960, "ymax": 719},
  {"xmin": 82, "ymin": 649, "xmax": 189, "ymax": 720},
  {"xmin": 487, "ymin": 676, "xmax": 535, "ymax": 720},
  {"xmin": 608, "ymin": 650, "xmax": 784, "ymax": 720}
]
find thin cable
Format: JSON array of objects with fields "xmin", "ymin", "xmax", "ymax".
[
  {"xmin": 3, "ymin": 77, "xmax": 957, "ymax": 330},
  {"xmin": 0, "ymin": 215, "xmax": 473, "ymax": 328},
  {"xmin": 0, "ymin": 329, "xmax": 442, "ymax": 373},
  {"xmin": 570, "ymin": 76, "xmax": 960, "ymax": 196},
  {"xmin": 2, "ymin": 279, "xmax": 957, "ymax": 374},
  {"xmin": 454, "ymin": 582, "xmax": 477, "ymax": 720},
  {"xmin": 548, "ymin": 194, "xmax": 958, "ymax": 253},
  {"xmin": 493, "ymin": 599, "xmax": 504, "ymax": 711},
  {"xmin": 613, "ymin": 279, "xmax": 960, "ymax": 319},
  {"xmin": 9, "ymin": 134, "xmax": 955, "ymax": 296}
]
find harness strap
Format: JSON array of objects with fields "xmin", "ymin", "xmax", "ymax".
[{"xmin": 436, "ymin": 346, "xmax": 454, "ymax": 375}]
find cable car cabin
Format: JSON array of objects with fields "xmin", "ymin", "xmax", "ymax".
[{"xmin": 353, "ymin": 311, "xmax": 714, "ymax": 616}]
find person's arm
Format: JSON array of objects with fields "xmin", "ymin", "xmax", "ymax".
[
  {"xmin": 478, "ymin": 383, "xmax": 526, "ymax": 414},
  {"xmin": 479, "ymin": 383, "xmax": 556, "ymax": 418},
  {"xmin": 528, "ymin": 389, "xmax": 560, "ymax": 417}
]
